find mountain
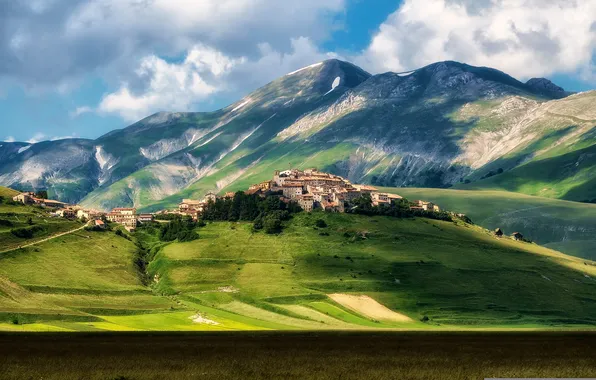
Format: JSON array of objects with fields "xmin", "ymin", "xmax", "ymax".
[
  {"xmin": 525, "ymin": 77, "xmax": 568, "ymax": 99},
  {"xmin": 1, "ymin": 59, "xmax": 594, "ymax": 211}
]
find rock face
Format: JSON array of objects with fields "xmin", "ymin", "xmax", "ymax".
[
  {"xmin": 2, "ymin": 59, "xmax": 591, "ymax": 210},
  {"xmin": 525, "ymin": 78, "xmax": 568, "ymax": 99}
]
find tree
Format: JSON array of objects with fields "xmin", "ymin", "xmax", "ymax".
[
  {"xmin": 159, "ymin": 218, "xmax": 198, "ymax": 242},
  {"xmin": 263, "ymin": 214, "xmax": 282, "ymax": 234},
  {"xmin": 35, "ymin": 190, "xmax": 48, "ymax": 200}
]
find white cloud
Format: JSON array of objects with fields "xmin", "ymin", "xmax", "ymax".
[
  {"xmin": 0, "ymin": 0, "xmax": 345, "ymax": 90},
  {"xmin": 70, "ymin": 106, "xmax": 93, "ymax": 118},
  {"xmin": 97, "ymin": 37, "xmax": 337, "ymax": 121},
  {"xmin": 4, "ymin": 136, "xmax": 16, "ymax": 143},
  {"xmin": 357, "ymin": 0, "xmax": 596, "ymax": 81},
  {"xmin": 97, "ymin": 44, "xmax": 241, "ymax": 121}
]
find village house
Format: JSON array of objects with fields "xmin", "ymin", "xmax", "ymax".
[
  {"xmin": 296, "ymin": 194, "xmax": 314, "ymax": 212},
  {"xmin": 282, "ymin": 182, "xmax": 304, "ymax": 199},
  {"xmin": 353, "ymin": 184, "xmax": 378, "ymax": 194},
  {"xmin": 417, "ymin": 200, "xmax": 440, "ymax": 212},
  {"xmin": 55, "ymin": 208, "xmax": 77, "ymax": 219},
  {"xmin": 93, "ymin": 219, "xmax": 106, "ymax": 229},
  {"xmin": 12, "ymin": 192, "xmax": 67, "ymax": 209},
  {"xmin": 77, "ymin": 209, "xmax": 104, "ymax": 220},
  {"xmin": 106, "ymin": 208, "xmax": 137, "ymax": 230},
  {"xmin": 371, "ymin": 192, "xmax": 390, "ymax": 206},
  {"xmin": 248, "ymin": 180, "xmax": 274, "ymax": 192},
  {"xmin": 204, "ymin": 192, "xmax": 218, "ymax": 203},
  {"xmin": 12, "ymin": 192, "xmax": 35, "ymax": 204},
  {"xmin": 179, "ymin": 199, "xmax": 205, "ymax": 213},
  {"xmin": 512, "ymin": 232, "xmax": 524, "ymax": 241}
]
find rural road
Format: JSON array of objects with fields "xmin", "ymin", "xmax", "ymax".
[{"xmin": 0, "ymin": 222, "xmax": 91, "ymax": 254}]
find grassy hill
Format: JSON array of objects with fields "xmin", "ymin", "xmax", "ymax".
[
  {"xmin": 458, "ymin": 144, "xmax": 596, "ymax": 202},
  {"xmin": 0, "ymin": 186, "xmax": 19, "ymax": 198},
  {"xmin": 1, "ymin": 210, "xmax": 595, "ymax": 331},
  {"xmin": 381, "ymin": 188, "xmax": 596, "ymax": 260},
  {"xmin": 0, "ymin": 187, "xmax": 84, "ymax": 253}
]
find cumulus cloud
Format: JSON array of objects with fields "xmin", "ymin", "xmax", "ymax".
[
  {"xmin": 357, "ymin": 0, "xmax": 596, "ymax": 80},
  {"xmin": 97, "ymin": 37, "xmax": 337, "ymax": 121},
  {"xmin": 0, "ymin": 0, "xmax": 345, "ymax": 90}
]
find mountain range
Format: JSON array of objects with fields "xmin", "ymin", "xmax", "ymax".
[{"xmin": 1, "ymin": 59, "xmax": 595, "ymax": 211}]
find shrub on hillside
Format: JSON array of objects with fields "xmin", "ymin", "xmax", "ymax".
[
  {"xmin": 10, "ymin": 225, "xmax": 45, "ymax": 239},
  {"xmin": 0, "ymin": 219, "xmax": 14, "ymax": 227},
  {"xmin": 85, "ymin": 225, "xmax": 106, "ymax": 232},
  {"xmin": 159, "ymin": 218, "xmax": 198, "ymax": 242},
  {"xmin": 263, "ymin": 214, "xmax": 282, "ymax": 234},
  {"xmin": 315, "ymin": 219, "xmax": 327, "ymax": 228},
  {"xmin": 115, "ymin": 229, "xmax": 132, "ymax": 241}
]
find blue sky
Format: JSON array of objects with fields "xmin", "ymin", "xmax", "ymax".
[{"xmin": 1, "ymin": 0, "xmax": 595, "ymax": 143}]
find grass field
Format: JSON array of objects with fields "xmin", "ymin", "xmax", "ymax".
[
  {"xmin": 459, "ymin": 143, "xmax": 596, "ymax": 202},
  {"xmin": 2, "ymin": 196, "xmax": 596, "ymax": 331},
  {"xmin": 1, "ymin": 332, "xmax": 595, "ymax": 380},
  {"xmin": 381, "ymin": 187, "xmax": 596, "ymax": 260},
  {"xmin": 148, "ymin": 212, "xmax": 596, "ymax": 328},
  {"xmin": 0, "ymin": 188, "xmax": 83, "ymax": 252}
]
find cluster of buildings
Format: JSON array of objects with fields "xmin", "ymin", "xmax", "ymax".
[
  {"xmin": 177, "ymin": 168, "xmax": 441, "ymax": 218},
  {"xmin": 103, "ymin": 208, "xmax": 154, "ymax": 231},
  {"xmin": 12, "ymin": 192, "xmax": 68, "ymax": 209},
  {"xmin": 11, "ymin": 191, "xmax": 153, "ymax": 232},
  {"xmin": 11, "ymin": 168, "xmax": 444, "ymax": 230}
]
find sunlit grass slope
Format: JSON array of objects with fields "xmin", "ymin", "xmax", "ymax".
[
  {"xmin": 381, "ymin": 187, "xmax": 596, "ymax": 260},
  {"xmin": 2, "ymin": 208, "xmax": 596, "ymax": 331},
  {"xmin": 151, "ymin": 212, "xmax": 596, "ymax": 328}
]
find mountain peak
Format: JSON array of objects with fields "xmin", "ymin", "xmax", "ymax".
[{"xmin": 525, "ymin": 77, "xmax": 567, "ymax": 99}]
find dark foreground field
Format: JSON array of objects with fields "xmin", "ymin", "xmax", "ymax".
[{"xmin": 2, "ymin": 332, "xmax": 596, "ymax": 380}]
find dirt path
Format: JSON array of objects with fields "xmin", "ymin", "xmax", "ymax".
[{"xmin": 0, "ymin": 222, "xmax": 90, "ymax": 254}]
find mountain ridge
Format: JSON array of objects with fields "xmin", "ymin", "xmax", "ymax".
[{"xmin": 2, "ymin": 59, "xmax": 594, "ymax": 211}]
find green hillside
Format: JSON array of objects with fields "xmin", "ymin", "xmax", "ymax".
[
  {"xmin": 147, "ymin": 213, "xmax": 596, "ymax": 328},
  {"xmin": 0, "ymin": 188, "xmax": 83, "ymax": 253},
  {"xmin": 459, "ymin": 144, "xmax": 596, "ymax": 202},
  {"xmin": 3, "ymin": 210, "xmax": 595, "ymax": 331},
  {"xmin": 382, "ymin": 188, "xmax": 596, "ymax": 260},
  {"xmin": 0, "ymin": 186, "xmax": 19, "ymax": 198}
]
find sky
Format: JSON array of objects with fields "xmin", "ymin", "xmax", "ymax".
[{"xmin": 1, "ymin": 0, "xmax": 595, "ymax": 143}]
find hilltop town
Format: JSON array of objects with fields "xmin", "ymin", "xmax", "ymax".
[
  {"xmin": 176, "ymin": 168, "xmax": 441, "ymax": 219},
  {"xmin": 10, "ymin": 168, "xmax": 446, "ymax": 232}
]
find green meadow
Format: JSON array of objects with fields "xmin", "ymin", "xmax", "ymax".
[
  {"xmin": 382, "ymin": 187, "xmax": 596, "ymax": 260},
  {"xmin": 1, "ymin": 200, "xmax": 595, "ymax": 332}
]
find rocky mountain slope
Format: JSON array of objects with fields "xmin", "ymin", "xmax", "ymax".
[{"xmin": 1, "ymin": 59, "xmax": 594, "ymax": 210}]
